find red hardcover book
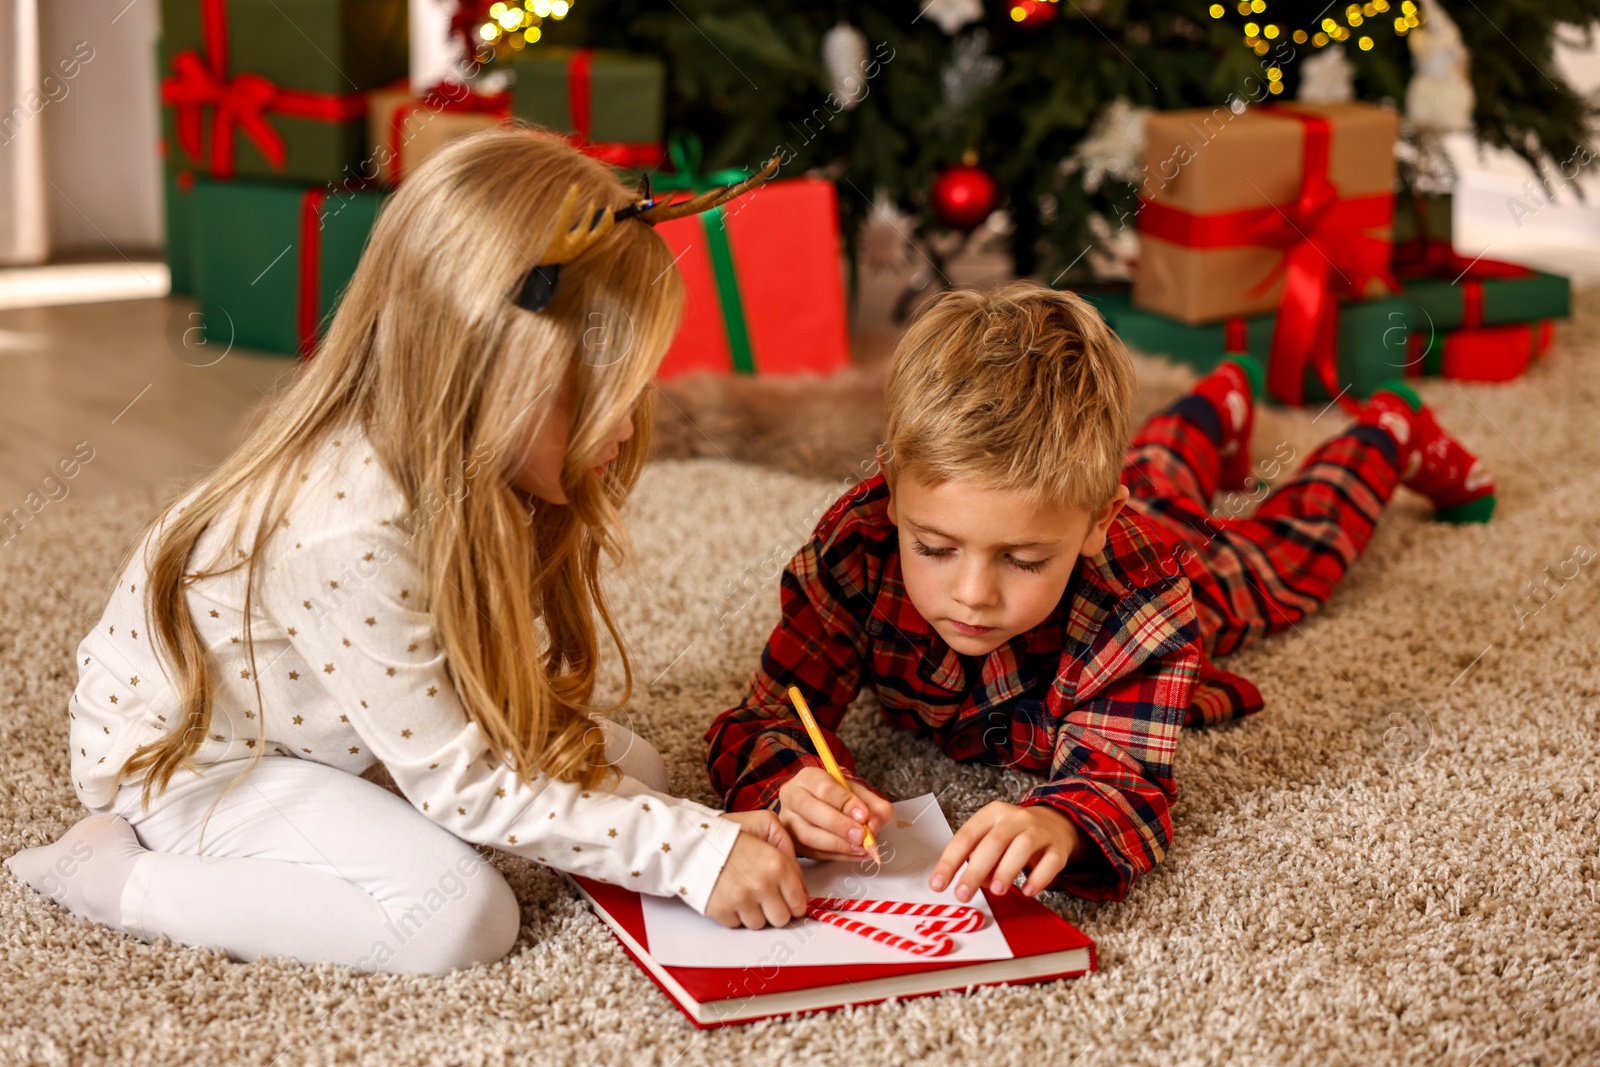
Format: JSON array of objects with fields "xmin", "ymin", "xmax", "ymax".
[{"xmin": 567, "ymin": 874, "xmax": 1096, "ymax": 1029}]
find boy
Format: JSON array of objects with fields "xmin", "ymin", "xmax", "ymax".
[{"xmin": 704, "ymin": 282, "xmax": 1494, "ymax": 904}]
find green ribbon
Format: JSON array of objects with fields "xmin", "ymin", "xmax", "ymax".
[{"xmin": 653, "ymin": 132, "xmax": 757, "ymax": 375}]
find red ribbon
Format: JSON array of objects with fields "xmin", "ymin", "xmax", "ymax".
[
  {"xmin": 386, "ymin": 82, "xmax": 512, "ymax": 183},
  {"xmin": 1391, "ymin": 238, "xmax": 1533, "ymax": 329},
  {"xmin": 558, "ymin": 48, "xmax": 663, "ymax": 169},
  {"xmin": 1138, "ymin": 106, "xmax": 1399, "ymax": 407},
  {"xmin": 161, "ymin": 0, "xmax": 367, "ymax": 179},
  {"xmin": 297, "ymin": 189, "xmax": 326, "ymax": 358}
]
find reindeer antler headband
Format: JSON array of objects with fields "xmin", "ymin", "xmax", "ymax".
[{"xmin": 512, "ymin": 154, "xmax": 782, "ymax": 313}]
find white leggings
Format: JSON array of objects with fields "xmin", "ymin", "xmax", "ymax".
[{"xmin": 91, "ymin": 717, "xmax": 670, "ymax": 976}]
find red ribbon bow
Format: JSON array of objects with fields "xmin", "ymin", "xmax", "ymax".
[
  {"xmin": 160, "ymin": 0, "xmax": 367, "ymax": 179},
  {"xmin": 1139, "ymin": 107, "xmax": 1399, "ymax": 407}
]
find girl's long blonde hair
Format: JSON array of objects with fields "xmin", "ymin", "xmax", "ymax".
[{"xmin": 116, "ymin": 126, "xmax": 684, "ymax": 812}]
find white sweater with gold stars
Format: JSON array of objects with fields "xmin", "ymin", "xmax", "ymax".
[{"xmin": 68, "ymin": 427, "xmax": 740, "ymax": 916}]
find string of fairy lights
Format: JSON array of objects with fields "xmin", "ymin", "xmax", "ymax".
[
  {"xmin": 1210, "ymin": 0, "xmax": 1426, "ymax": 94},
  {"xmin": 475, "ymin": 0, "xmax": 573, "ymax": 52}
]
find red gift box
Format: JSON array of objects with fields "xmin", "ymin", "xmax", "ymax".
[
  {"xmin": 1405, "ymin": 320, "xmax": 1555, "ymax": 383},
  {"xmin": 652, "ymin": 175, "xmax": 850, "ymax": 379}
]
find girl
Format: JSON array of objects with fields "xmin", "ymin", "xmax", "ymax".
[{"xmin": 5, "ymin": 128, "xmax": 808, "ymax": 976}]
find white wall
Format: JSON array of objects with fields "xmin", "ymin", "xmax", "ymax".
[{"xmin": 37, "ymin": 0, "xmax": 162, "ymax": 254}]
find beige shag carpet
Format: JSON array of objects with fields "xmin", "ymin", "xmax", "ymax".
[{"xmin": 4, "ymin": 291, "xmax": 1600, "ymax": 1067}]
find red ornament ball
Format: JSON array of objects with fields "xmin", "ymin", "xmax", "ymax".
[
  {"xmin": 1009, "ymin": 0, "xmax": 1058, "ymax": 29},
  {"xmin": 931, "ymin": 164, "xmax": 1000, "ymax": 232}
]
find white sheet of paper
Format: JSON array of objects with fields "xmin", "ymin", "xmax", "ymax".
[{"xmin": 640, "ymin": 793, "xmax": 1016, "ymax": 968}]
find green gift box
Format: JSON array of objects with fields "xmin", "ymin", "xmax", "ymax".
[
  {"xmin": 1392, "ymin": 192, "xmax": 1453, "ymax": 249},
  {"xmin": 1398, "ymin": 269, "xmax": 1570, "ymax": 332},
  {"xmin": 190, "ymin": 177, "xmax": 386, "ymax": 356},
  {"xmin": 511, "ymin": 48, "xmax": 664, "ymax": 167},
  {"xmin": 1082, "ymin": 288, "xmax": 1419, "ymax": 405},
  {"xmin": 159, "ymin": 0, "xmax": 408, "ymax": 184},
  {"xmin": 163, "ymin": 169, "xmax": 197, "ymax": 296}
]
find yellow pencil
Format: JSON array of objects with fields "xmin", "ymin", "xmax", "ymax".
[{"xmin": 786, "ymin": 685, "xmax": 882, "ymax": 866}]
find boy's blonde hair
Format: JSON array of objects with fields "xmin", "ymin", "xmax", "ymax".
[
  {"xmin": 119, "ymin": 126, "xmax": 684, "ymax": 812},
  {"xmin": 885, "ymin": 281, "xmax": 1136, "ymax": 512}
]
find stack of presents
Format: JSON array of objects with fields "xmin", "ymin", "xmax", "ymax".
[
  {"xmin": 159, "ymin": 0, "xmax": 850, "ymax": 378},
  {"xmin": 1085, "ymin": 101, "xmax": 1571, "ymax": 407}
]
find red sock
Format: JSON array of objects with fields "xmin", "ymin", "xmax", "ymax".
[
  {"xmin": 1363, "ymin": 385, "xmax": 1496, "ymax": 523},
  {"xmin": 1192, "ymin": 358, "xmax": 1258, "ymax": 491}
]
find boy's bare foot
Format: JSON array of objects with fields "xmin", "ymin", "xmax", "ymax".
[{"xmin": 1363, "ymin": 381, "xmax": 1496, "ymax": 523}]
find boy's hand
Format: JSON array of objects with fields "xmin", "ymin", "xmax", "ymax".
[
  {"xmin": 706, "ymin": 810, "xmax": 809, "ymax": 930},
  {"xmin": 929, "ymin": 802, "xmax": 1086, "ymax": 901},
  {"xmin": 776, "ymin": 766, "xmax": 895, "ymax": 862}
]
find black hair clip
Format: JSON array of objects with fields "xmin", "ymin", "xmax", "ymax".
[{"xmin": 510, "ymin": 156, "xmax": 782, "ymax": 313}]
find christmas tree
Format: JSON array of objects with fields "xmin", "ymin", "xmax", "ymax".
[{"xmin": 473, "ymin": 0, "xmax": 1599, "ymax": 287}]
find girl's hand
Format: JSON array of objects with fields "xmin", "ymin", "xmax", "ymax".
[
  {"xmin": 705, "ymin": 810, "xmax": 809, "ymax": 930},
  {"xmin": 928, "ymin": 801, "xmax": 1087, "ymax": 901},
  {"xmin": 776, "ymin": 767, "xmax": 895, "ymax": 862}
]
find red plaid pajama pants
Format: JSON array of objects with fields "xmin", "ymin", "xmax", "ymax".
[{"xmin": 1122, "ymin": 395, "xmax": 1403, "ymax": 659}]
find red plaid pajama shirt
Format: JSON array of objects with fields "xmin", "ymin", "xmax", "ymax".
[{"xmin": 705, "ymin": 400, "xmax": 1401, "ymax": 900}]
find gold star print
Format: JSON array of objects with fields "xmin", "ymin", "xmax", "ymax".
[
  {"xmin": 401, "ymin": 729, "xmax": 412, "ymax": 739},
  {"xmin": 84, "ymin": 657, "xmax": 89, "ymax": 665},
  {"xmin": 641, "ymin": 802, "xmax": 651, "ymax": 811},
  {"xmin": 457, "ymin": 807, "xmax": 466, "ymax": 815},
  {"xmin": 130, "ymin": 629, "xmax": 137, "ymax": 640},
  {"xmin": 341, "ymin": 639, "xmax": 351, "ymax": 648},
  {"xmin": 303, "ymin": 601, "xmax": 312, "ymax": 609},
  {"xmin": 329, "ymin": 580, "xmax": 339, "ymax": 589},
  {"xmin": 323, "ymin": 663, "xmax": 335, "ymax": 674},
  {"xmin": 426, "ymin": 686, "xmax": 437, "ymax": 697},
  {"xmin": 364, "ymin": 617, "xmax": 376, "ymax": 626},
  {"xmin": 108, "ymin": 626, "xmax": 114, "ymax": 635},
  {"xmin": 287, "ymin": 627, "xmax": 297, "ymax": 637},
  {"xmin": 129, "ymin": 676, "xmax": 138, "ymax": 686},
  {"xmin": 507, "ymin": 835, "xmax": 518, "ymax": 844},
  {"xmin": 288, "ymin": 671, "xmax": 300, "ymax": 681},
  {"xmin": 358, "ymin": 702, "xmax": 366, "ymax": 710},
  {"xmin": 80, "ymin": 748, "xmax": 85, "ymax": 757},
  {"xmin": 339, "ymin": 714, "xmax": 349, "ymax": 723},
  {"xmin": 429, "ymin": 762, "xmax": 438, "ymax": 769},
  {"xmin": 700, "ymin": 823, "xmax": 709, "ymax": 830},
  {"xmin": 348, "ymin": 746, "xmax": 359, "ymax": 755},
  {"xmin": 678, "ymin": 887, "xmax": 686, "ymax": 895},
  {"xmin": 239, "ymin": 670, "xmax": 251, "ymax": 679},
  {"xmin": 407, "ymin": 642, "xmax": 418, "ymax": 653},
  {"xmin": 244, "ymin": 711, "xmax": 255, "ymax": 719},
  {"xmin": 495, "ymin": 788, "xmax": 506, "ymax": 798},
  {"xmin": 212, "ymin": 734, "xmax": 223, "ymax": 741},
  {"xmin": 97, "ymin": 757, "xmax": 104, "ymax": 764},
  {"xmin": 399, "ymin": 589, "xmax": 409, "ymax": 600},
  {"xmin": 102, "ymin": 726, "xmax": 110, "ymax": 734},
  {"xmin": 209, "ymin": 610, "xmax": 219, "ymax": 618},
  {"xmin": 303, "ymin": 747, "xmax": 312, "ymax": 753},
  {"xmin": 661, "ymin": 843, "xmax": 671, "ymax": 853},
  {"xmin": 245, "ymin": 739, "xmax": 256, "ymax": 749},
  {"xmin": 292, "ymin": 715, "xmax": 304, "ymax": 725},
  {"xmin": 363, "ymin": 552, "xmax": 374, "ymax": 561},
  {"xmin": 157, "ymin": 715, "xmax": 166, "ymax": 723},
  {"xmin": 130, "ymin": 584, "xmax": 135, "ymax": 593},
  {"xmin": 630, "ymin": 871, "xmax": 640, "ymax": 878},
  {"xmin": 300, "ymin": 474, "xmax": 309, "ymax": 482},
  {"xmin": 423, "ymin": 802, "xmax": 429, "ymax": 811},
  {"xmin": 230, "ymin": 636, "xmax": 240, "ymax": 644},
  {"xmin": 572, "ymin": 846, "xmax": 582, "ymax": 852},
  {"xmin": 581, "ymin": 792, "xmax": 591, "ymax": 799},
  {"xmin": 547, "ymin": 812, "xmax": 556, "ymax": 819},
  {"xmin": 362, "ymin": 456, "xmax": 371, "ymax": 465},
  {"xmin": 109, "ymin": 695, "xmax": 118, "ymax": 705},
  {"xmin": 332, "ymin": 439, "xmax": 342, "ymax": 446},
  {"xmin": 607, "ymin": 829, "xmax": 617, "ymax": 838},
  {"xmin": 386, "ymin": 668, "xmax": 396, "ymax": 677}
]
